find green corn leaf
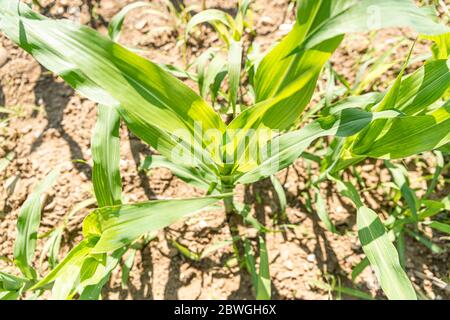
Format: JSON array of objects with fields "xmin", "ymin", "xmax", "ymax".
[
  {"xmin": 31, "ymin": 237, "xmax": 99, "ymax": 296},
  {"xmin": 313, "ymin": 187, "xmax": 338, "ymax": 234},
  {"xmin": 108, "ymin": 1, "xmax": 162, "ymax": 42},
  {"xmin": 235, "ymin": 108, "xmax": 400, "ymax": 184},
  {"xmin": 159, "ymin": 63, "xmax": 196, "ymax": 80},
  {"xmin": 331, "ymin": 61, "xmax": 450, "ymax": 173},
  {"xmin": 243, "ymin": 238, "xmax": 258, "ymax": 290},
  {"xmin": 171, "ymin": 239, "xmax": 233, "ymax": 262},
  {"xmin": 397, "ymin": 230, "xmax": 406, "ymax": 269},
  {"xmin": 76, "ymin": 256, "xmax": 103, "ymax": 296},
  {"xmin": 296, "ymin": 0, "xmax": 450, "ymax": 53},
  {"xmin": 121, "ymin": 249, "xmax": 137, "ymax": 289},
  {"xmin": 270, "ymin": 175, "xmax": 286, "ymax": 220},
  {"xmin": 422, "ymin": 33, "xmax": 450, "ymax": 59},
  {"xmin": 351, "ymin": 257, "xmax": 370, "ymax": 282},
  {"xmin": 418, "ymin": 200, "xmax": 446, "ymax": 220},
  {"xmin": 385, "ymin": 161, "xmax": 419, "ymax": 220},
  {"xmin": 256, "ymin": 236, "xmax": 271, "ymax": 300},
  {"xmin": 210, "ymin": 70, "xmax": 228, "ymax": 105},
  {"xmin": 243, "ymin": 237, "xmax": 271, "ymax": 300},
  {"xmin": 311, "ymin": 279, "xmax": 374, "ymax": 300},
  {"xmin": 352, "ymin": 42, "xmax": 415, "ymax": 154},
  {"xmin": 228, "ymin": 50, "xmax": 421, "ymax": 172},
  {"xmin": 13, "ymin": 169, "xmax": 59, "ymax": 279},
  {"xmin": 248, "ymin": 0, "xmax": 347, "ymax": 132},
  {"xmin": 202, "ymin": 54, "xmax": 227, "ymax": 103},
  {"xmin": 0, "ymin": 290, "xmax": 21, "ymax": 300},
  {"xmin": 353, "ymin": 44, "xmax": 403, "ymax": 95},
  {"xmin": 425, "ymin": 151, "xmax": 444, "ymax": 198},
  {"xmin": 333, "ymin": 178, "xmax": 364, "ymax": 208},
  {"xmin": 333, "ymin": 179, "xmax": 417, "ymax": 300},
  {"xmin": 83, "ymin": 194, "xmax": 230, "ymax": 253},
  {"xmin": 247, "ymin": 28, "xmax": 341, "ymax": 132},
  {"xmin": 228, "ymin": 39, "xmax": 243, "ymax": 116},
  {"xmin": 186, "ymin": 9, "xmax": 235, "ymax": 42},
  {"xmin": 324, "ymin": 93, "xmax": 382, "ymax": 115},
  {"xmin": 324, "ymin": 62, "xmax": 337, "ymax": 107},
  {"xmin": 79, "ymin": 247, "xmax": 127, "ymax": 300},
  {"xmin": 0, "ymin": 1, "xmax": 225, "ymax": 172},
  {"xmin": 39, "ymin": 227, "xmax": 63, "ymax": 272},
  {"xmin": 195, "ymin": 48, "xmax": 216, "ymax": 97},
  {"xmin": 172, "ymin": 240, "xmax": 202, "ymax": 261},
  {"xmin": 405, "ymin": 228, "xmax": 445, "ymax": 254},
  {"xmin": 423, "ymin": 221, "xmax": 450, "ymax": 235},
  {"xmin": 442, "ymin": 195, "xmax": 450, "ymax": 211},
  {"xmin": 352, "ymin": 103, "xmax": 450, "ymax": 159},
  {"xmin": 239, "ymin": 204, "xmax": 267, "ymax": 232},
  {"xmin": 0, "ymin": 271, "xmax": 27, "ymax": 292},
  {"xmin": 228, "ymin": 63, "xmax": 322, "ymax": 136},
  {"xmin": 0, "ymin": 3, "xmax": 117, "ymax": 107},
  {"xmin": 0, "ymin": 272, "xmax": 27, "ymax": 300},
  {"xmin": 391, "ymin": 197, "xmax": 449, "ymax": 229},
  {"xmin": 92, "ymin": 105, "xmax": 122, "ymax": 208},
  {"xmin": 140, "ymin": 155, "xmax": 215, "ymax": 190},
  {"xmin": 394, "ymin": 59, "xmax": 450, "ymax": 116},
  {"xmin": 335, "ymin": 286, "xmax": 374, "ymax": 300},
  {"xmin": 358, "ymin": 206, "xmax": 417, "ymax": 300},
  {"xmin": 438, "ymin": 142, "xmax": 450, "ymax": 153},
  {"xmin": 256, "ymin": 1, "xmax": 340, "ymax": 102},
  {"xmin": 251, "ymin": 0, "xmax": 448, "ymax": 133}
]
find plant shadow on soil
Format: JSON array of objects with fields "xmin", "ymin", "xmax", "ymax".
[
  {"xmin": 0, "ymin": 84, "xmax": 4, "ymax": 107},
  {"xmin": 127, "ymin": 130, "xmax": 157, "ymax": 200},
  {"xmin": 244, "ymin": 176, "xmax": 378, "ymax": 299}
]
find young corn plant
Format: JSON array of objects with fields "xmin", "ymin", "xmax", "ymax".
[
  {"xmin": 108, "ymin": 0, "xmax": 202, "ymax": 55},
  {"xmin": 0, "ymin": 0, "xmax": 449, "ymax": 300}
]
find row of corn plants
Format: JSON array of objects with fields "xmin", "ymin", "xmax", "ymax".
[{"xmin": 0, "ymin": 0, "xmax": 449, "ymax": 300}]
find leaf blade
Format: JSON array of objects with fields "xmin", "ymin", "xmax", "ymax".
[
  {"xmin": 85, "ymin": 195, "xmax": 230, "ymax": 253},
  {"xmin": 13, "ymin": 169, "xmax": 59, "ymax": 279}
]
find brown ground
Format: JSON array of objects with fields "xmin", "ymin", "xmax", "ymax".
[{"xmin": 0, "ymin": 0, "xmax": 448, "ymax": 300}]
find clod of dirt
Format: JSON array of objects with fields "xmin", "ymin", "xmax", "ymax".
[{"xmin": 0, "ymin": 46, "xmax": 8, "ymax": 67}]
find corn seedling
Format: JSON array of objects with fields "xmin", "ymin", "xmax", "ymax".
[
  {"xmin": 109, "ymin": 0, "xmax": 200, "ymax": 42},
  {"xmin": 109, "ymin": 0, "xmax": 202, "ymax": 67},
  {"xmin": 0, "ymin": 0, "xmax": 449, "ymax": 300}
]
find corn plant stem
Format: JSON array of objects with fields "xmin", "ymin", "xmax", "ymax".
[{"xmin": 222, "ymin": 185, "xmax": 245, "ymax": 266}]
